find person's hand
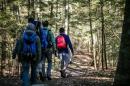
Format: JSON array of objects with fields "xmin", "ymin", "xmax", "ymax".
[
  {"xmin": 54, "ymin": 50, "xmax": 58, "ymax": 57},
  {"xmin": 12, "ymin": 51, "xmax": 16, "ymax": 59},
  {"xmin": 72, "ymin": 51, "xmax": 74, "ymax": 56},
  {"xmin": 12, "ymin": 55, "xmax": 16, "ymax": 59}
]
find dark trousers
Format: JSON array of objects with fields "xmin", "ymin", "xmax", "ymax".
[
  {"xmin": 41, "ymin": 50, "xmax": 52, "ymax": 77},
  {"xmin": 21, "ymin": 61, "xmax": 37, "ymax": 86}
]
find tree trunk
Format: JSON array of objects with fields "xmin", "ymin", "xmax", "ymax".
[
  {"xmin": 67, "ymin": 0, "xmax": 70, "ymax": 35},
  {"xmin": 113, "ymin": 0, "xmax": 130, "ymax": 86},
  {"xmin": 32, "ymin": 0, "xmax": 35, "ymax": 18},
  {"xmin": 28, "ymin": 0, "xmax": 31, "ymax": 17},
  {"xmin": 100, "ymin": 0, "xmax": 107, "ymax": 70},
  {"xmin": 50, "ymin": 0, "xmax": 54, "ymax": 26},
  {"xmin": 64, "ymin": 0, "xmax": 69, "ymax": 34},
  {"xmin": 88, "ymin": 0, "xmax": 96, "ymax": 70},
  {"xmin": 56, "ymin": 0, "xmax": 58, "ymax": 33},
  {"xmin": 1, "ymin": 33, "xmax": 7, "ymax": 76}
]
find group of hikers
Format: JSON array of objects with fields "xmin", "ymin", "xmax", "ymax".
[{"xmin": 12, "ymin": 17, "xmax": 74, "ymax": 86}]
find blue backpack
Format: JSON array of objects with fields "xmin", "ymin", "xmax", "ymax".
[
  {"xmin": 22, "ymin": 30, "xmax": 37, "ymax": 58},
  {"xmin": 40, "ymin": 27, "xmax": 49, "ymax": 49}
]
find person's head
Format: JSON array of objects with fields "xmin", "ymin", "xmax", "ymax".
[
  {"xmin": 33, "ymin": 20, "xmax": 41, "ymax": 30},
  {"xmin": 26, "ymin": 23, "xmax": 35, "ymax": 31},
  {"xmin": 28, "ymin": 17, "xmax": 34, "ymax": 23},
  {"xmin": 42, "ymin": 20, "xmax": 49, "ymax": 27},
  {"xmin": 59, "ymin": 27, "xmax": 65, "ymax": 33}
]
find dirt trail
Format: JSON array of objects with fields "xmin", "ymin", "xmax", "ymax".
[{"xmin": 0, "ymin": 53, "xmax": 114, "ymax": 86}]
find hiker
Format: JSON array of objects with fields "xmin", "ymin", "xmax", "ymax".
[
  {"xmin": 33, "ymin": 19, "xmax": 41, "ymax": 36},
  {"xmin": 56, "ymin": 27, "xmax": 74, "ymax": 78},
  {"xmin": 15, "ymin": 18, "xmax": 41, "ymax": 86},
  {"xmin": 38, "ymin": 20, "xmax": 56, "ymax": 81},
  {"xmin": 13, "ymin": 17, "xmax": 35, "ymax": 60}
]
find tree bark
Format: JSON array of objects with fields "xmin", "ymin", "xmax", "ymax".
[
  {"xmin": 88, "ymin": 0, "xmax": 96, "ymax": 70},
  {"xmin": 100, "ymin": 0, "xmax": 107, "ymax": 70},
  {"xmin": 28, "ymin": 0, "xmax": 31, "ymax": 17},
  {"xmin": 55, "ymin": 0, "xmax": 59, "ymax": 33},
  {"xmin": 64, "ymin": 0, "xmax": 69, "ymax": 34},
  {"xmin": 113, "ymin": 0, "xmax": 130, "ymax": 86}
]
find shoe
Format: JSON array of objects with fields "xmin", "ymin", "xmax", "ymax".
[
  {"xmin": 47, "ymin": 76, "xmax": 52, "ymax": 80},
  {"xmin": 39, "ymin": 72, "xmax": 46, "ymax": 81},
  {"xmin": 69, "ymin": 61, "xmax": 73, "ymax": 64},
  {"xmin": 60, "ymin": 70, "xmax": 66, "ymax": 78}
]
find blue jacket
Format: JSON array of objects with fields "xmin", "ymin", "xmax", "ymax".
[{"xmin": 56, "ymin": 33, "xmax": 73, "ymax": 54}]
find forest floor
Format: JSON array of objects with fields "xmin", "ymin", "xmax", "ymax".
[{"xmin": 0, "ymin": 50, "xmax": 115, "ymax": 86}]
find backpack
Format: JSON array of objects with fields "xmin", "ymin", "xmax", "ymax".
[
  {"xmin": 22, "ymin": 30, "xmax": 37, "ymax": 59},
  {"xmin": 56, "ymin": 35, "xmax": 67, "ymax": 49},
  {"xmin": 40, "ymin": 27, "xmax": 49, "ymax": 49}
]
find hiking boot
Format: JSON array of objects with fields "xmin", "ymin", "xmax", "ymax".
[
  {"xmin": 69, "ymin": 61, "xmax": 73, "ymax": 64},
  {"xmin": 39, "ymin": 72, "xmax": 46, "ymax": 81},
  {"xmin": 47, "ymin": 76, "xmax": 52, "ymax": 80},
  {"xmin": 60, "ymin": 70, "xmax": 66, "ymax": 78}
]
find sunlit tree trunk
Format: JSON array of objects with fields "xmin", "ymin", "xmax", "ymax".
[
  {"xmin": 88, "ymin": 0, "xmax": 97, "ymax": 70},
  {"xmin": 17, "ymin": 4, "xmax": 21, "ymax": 23},
  {"xmin": 113, "ymin": 0, "xmax": 130, "ymax": 86},
  {"xmin": 64, "ymin": 0, "xmax": 69, "ymax": 34}
]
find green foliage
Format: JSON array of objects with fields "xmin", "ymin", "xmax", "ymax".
[{"xmin": 0, "ymin": 0, "xmax": 125, "ymax": 67}]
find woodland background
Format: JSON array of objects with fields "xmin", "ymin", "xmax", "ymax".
[{"xmin": 0, "ymin": 0, "xmax": 125, "ymax": 86}]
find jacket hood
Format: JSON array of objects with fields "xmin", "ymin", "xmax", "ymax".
[{"xmin": 26, "ymin": 23, "xmax": 35, "ymax": 31}]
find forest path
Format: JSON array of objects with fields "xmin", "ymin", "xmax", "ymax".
[
  {"xmin": 40, "ymin": 53, "xmax": 114, "ymax": 86},
  {"xmin": 0, "ymin": 52, "xmax": 114, "ymax": 86}
]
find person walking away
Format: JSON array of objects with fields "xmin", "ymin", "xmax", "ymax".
[
  {"xmin": 16, "ymin": 18, "xmax": 41, "ymax": 86},
  {"xmin": 38, "ymin": 20, "xmax": 56, "ymax": 81},
  {"xmin": 56, "ymin": 27, "xmax": 74, "ymax": 78},
  {"xmin": 12, "ymin": 17, "xmax": 34, "ymax": 60}
]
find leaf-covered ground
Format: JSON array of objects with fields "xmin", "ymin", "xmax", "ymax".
[{"xmin": 0, "ymin": 52, "xmax": 115, "ymax": 86}]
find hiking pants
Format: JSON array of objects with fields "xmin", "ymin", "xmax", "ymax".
[
  {"xmin": 21, "ymin": 61, "xmax": 37, "ymax": 86},
  {"xmin": 58, "ymin": 52, "xmax": 70, "ymax": 71},
  {"xmin": 41, "ymin": 51, "xmax": 52, "ymax": 77}
]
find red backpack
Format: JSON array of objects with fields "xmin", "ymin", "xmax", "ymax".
[{"xmin": 56, "ymin": 35, "xmax": 67, "ymax": 49}]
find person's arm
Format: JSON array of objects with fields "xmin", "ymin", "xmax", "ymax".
[
  {"xmin": 66, "ymin": 35, "xmax": 74, "ymax": 55},
  {"xmin": 49, "ymin": 30, "xmax": 57, "ymax": 52},
  {"xmin": 17, "ymin": 37, "xmax": 23, "ymax": 62},
  {"xmin": 36, "ymin": 36, "xmax": 41, "ymax": 61}
]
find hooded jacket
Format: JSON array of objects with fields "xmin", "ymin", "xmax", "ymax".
[{"xmin": 17, "ymin": 23, "xmax": 41, "ymax": 62}]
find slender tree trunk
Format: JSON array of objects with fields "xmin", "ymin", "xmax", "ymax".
[
  {"xmin": 1, "ymin": 33, "xmax": 7, "ymax": 76},
  {"xmin": 64, "ymin": 0, "xmax": 69, "ymax": 34},
  {"xmin": 97, "ymin": 29, "xmax": 101, "ymax": 69},
  {"xmin": 28, "ymin": 0, "xmax": 31, "ymax": 17},
  {"xmin": 55, "ymin": 0, "xmax": 59, "ymax": 33},
  {"xmin": 88, "ymin": 0, "xmax": 96, "ymax": 70},
  {"xmin": 50, "ymin": 0, "xmax": 54, "ymax": 18},
  {"xmin": 17, "ymin": 4, "xmax": 21, "ymax": 23},
  {"xmin": 32, "ymin": 0, "xmax": 35, "ymax": 18},
  {"xmin": 100, "ymin": 0, "xmax": 107, "ymax": 70},
  {"xmin": 113, "ymin": 0, "xmax": 130, "ymax": 86},
  {"xmin": 3, "ymin": 0, "xmax": 6, "ymax": 11},
  {"xmin": 67, "ymin": 0, "xmax": 70, "ymax": 35}
]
